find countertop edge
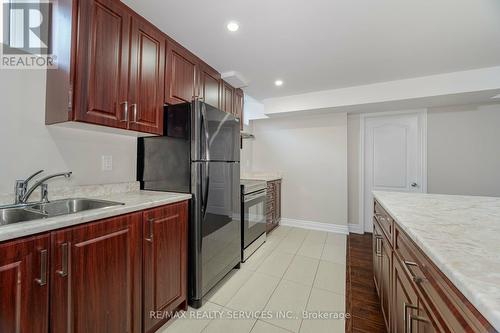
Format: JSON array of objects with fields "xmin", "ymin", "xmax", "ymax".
[
  {"xmin": 0, "ymin": 191, "xmax": 191, "ymax": 243},
  {"xmin": 372, "ymin": 191, "xmax": 500, "ymax": 332},
  {"xmin": 241, "ymin": 176, "xmax": 282, "ymax": 182}
]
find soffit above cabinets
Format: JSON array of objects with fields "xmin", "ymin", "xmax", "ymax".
[{"xmin": 122, "ymin": 0, "xmax": 500, "ymax": 100}]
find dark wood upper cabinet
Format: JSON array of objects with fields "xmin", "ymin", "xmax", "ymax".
[
  {"xmin": 50, "ymin": 213, "xmax": 143, "ymax": 333},
  {"xmin": 47, "ymin": 0, "xmax": 164, "ymax": 135},
  {"xmin": 128, "ymin": 16, "xmax": 165, "ymax": 135},
  {"xmin": 47, "ymin": 0, "xmax": 234, "ymax": 135},
  {"xmin": 143, "ymin": 201, "xmax": 188, "ymax": 333},
  {"xmin": 234, "ymin": 88, "xmax": 244, "ymax": 129},
  {"xmin": 73, "ymin": 0, "xmax": 131, "ymax": 129},
  {"xmin": 221, "ymin": 80, "xmax": 235, "ymax": 115},
  {"xmin": 199, "ymin": 63, "xmax": 221, "ymax": 108},
  {"xmin": 165, "ymin": 40, "xmax": 199, "ymax": 105},
  {"xmin": 0, "ymin": 234, "xmax": 50, "ymax": 333}
]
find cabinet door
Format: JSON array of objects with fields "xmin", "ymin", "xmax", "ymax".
[
  {"xmin": 275, "ymin": 180, "xmax": 281, "ymax": 223},
  {"xmin": 234, "ymin": 88, "xmax": 244, "ymax": 129},
  {"xmin": 143, "ymin": 201, "xmax": 188, "ymax": 333},
  {"xmin": 129, "ymin": 16, "xmax": 165, "ymax": 135},
  {"xmin": 165, "ymin": 41, "xmax": 198, "ymax": 104},
  {"xmin": 393, "ymin": 258, "xmax": 419, "ymax": 333},
  {"xmin": 416, "ymin": 301, "xmax": 437, "ymax": 333},
  {"xmin": 199, "ymin": 63, "xmax": 221, "ymax": 108},
  {"xmin": 74, "ymin": 0, "xmax": 130, "ymax": 128},
  {"xmin": 380, "ymin": 232, "xmax": 392, "ymax": 331},
  {"xmin": 50, "ymin": 213, "xmax": 142, "ymax": 333},
  {"xmin": 0, "ymin": 235, "xmax": 50, "ymax": 333},
  {"xmin": 373, "ymin": 223, "xmax": 382, "ymax": 295},
  {"xmin": 221, "ymin": 81, "xmax": 235, "ymax": 114}
]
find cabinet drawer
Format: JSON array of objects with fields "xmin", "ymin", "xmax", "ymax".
[
  {"xmin": 374, "ymin": 200, "xmax": 393, "ymax": 246},
  {"xmin": 394, "ymin": 225, "xmax": 494, "ymax": 333}
]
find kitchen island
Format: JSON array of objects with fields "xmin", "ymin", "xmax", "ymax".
[{"xmin": 373, "ymin": 191, "xmax": 500, "ymax": 332}]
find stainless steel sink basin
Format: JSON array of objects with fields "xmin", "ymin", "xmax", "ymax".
[
  {"xmin": 0, "ymin": 207, "xmax": 48, "ymax": 226},
  {"xmin": 30, "ymin": 198, "xmax": 124, "ymax": 217}
]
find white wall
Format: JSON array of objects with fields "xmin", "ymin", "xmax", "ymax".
[
  {"xmin": 250, "ymin": 113, "xmax": 348, "ymax": 226},
  {"xmin": 0, "ymin": 69, "xmax": 137, "ymax": 195},
  {"xmin": 240, "ymin": 122, "xmax": 254, "ymax": 174},
  {"xmin": 347, "ymin": 114, "xmax": 361, "ymax": 230},
  {"xmin": 427, "ymin": 104, "xmax": 500, "ymax": 197},
  {"xmin": 346, "ymin": 103, "xmax": 500, "ymax": 232}
]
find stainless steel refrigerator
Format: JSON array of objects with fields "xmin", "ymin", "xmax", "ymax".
[{"xmin": 137, "ymin": 100, "xmax": 241, "ymax": 308}]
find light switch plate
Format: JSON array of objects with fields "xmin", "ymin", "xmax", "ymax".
[{"xmin": 101, "ymin": 155, "xmax": 113, "ymax": 171}]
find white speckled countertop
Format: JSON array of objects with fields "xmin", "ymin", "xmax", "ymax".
[
  {"xmin": 241, "ymin": 172, "xmax": 282, "ymax": 182},
  {"xmin": 0, "ymin": 182, "xmax": 191, "ymax": 242},
  {"xmin": 373, "ymin": 191, "xmax": 500, "ymax": 331}
]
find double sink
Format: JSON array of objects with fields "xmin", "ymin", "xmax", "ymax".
[{"xmin": 0, "ymin": 198, "xmax": 124, "ymax": 226}]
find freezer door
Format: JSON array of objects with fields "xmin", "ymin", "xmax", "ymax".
[
  {"xmin": 196, "ymin": 102, "xmax": 240, "ymax": 162},
  {"xmin": 190, "ymin": 161, "xmax": 241, "ymax": 302},
  {"xmin": 137, "ymin": 136, "xmax": 190, "ymax": 192}
]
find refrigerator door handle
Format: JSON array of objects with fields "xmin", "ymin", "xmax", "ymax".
[
  {"xmin": 200, "ymin": 103, "xmax": 211, "ymax": 219},
  {"xmin": 201, "ymin": 102, "xmax": 211, "ymax": 161},
  {"xmin": 202, "ymin": 162, "xmax": 210, "ymax": 219}
]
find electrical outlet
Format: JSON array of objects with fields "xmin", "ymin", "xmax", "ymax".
[{"xmin": 101, "ymin": 155, "xmax": 113, "ymax": 171}]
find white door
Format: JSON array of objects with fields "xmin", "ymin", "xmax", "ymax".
[{"xmin": 363, "ymin": 112, "xmax": 426, "ymax": 232}]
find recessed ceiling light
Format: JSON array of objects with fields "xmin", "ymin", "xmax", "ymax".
[
  {"xmin": 274, "ymin": 80, "xmax": 283, "ymax": 87},
  {"xmin": 227, "ymin": 21, "xmax": 239, "ymax": 32}
]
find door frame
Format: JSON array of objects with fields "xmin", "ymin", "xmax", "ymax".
[{"xmin": 358, "ymin": 109, "xmax": 427, "ymax": 233}]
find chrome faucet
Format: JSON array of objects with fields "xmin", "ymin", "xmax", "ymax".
[
  {"xmin": 14, "ymin": 169, "xmax": 44, "ymax": 204},
  {"xmin": 15, "ymin": 171, "xmax": 72, "ymax": 205}
]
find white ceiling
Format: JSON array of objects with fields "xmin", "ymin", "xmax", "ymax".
[{"xmin": 123, "ymin": 0, "xmax": 500, "ymax": 101}]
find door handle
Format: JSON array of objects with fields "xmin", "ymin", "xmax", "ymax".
[
  {"xmin": 131, "ymin": 103, "xmax": 138, "ymax": 123},
  {"xmin": 121, "ymin": 101, "xmax": 128, "ymax": 122},
  {"xmin": 403, "ymin": 260, "xmax": 427, "ymax": 284},
  {"xmin": 56, "ymin": 243, "xmax": 69, "ymax": 277},
  {"xmin": 409, "ymin": 315, "xmax": 429, "ymax": 333},
  {"xmin": 145, "ymin": 218, "xmax": 154, "ymax": 242},
  {"xmin": 411, "ymin": 182, "xmax": 418, "ymax": 188},
  {"xmin": 403, "ymin": 303, "xmax": 419, "ymax": 333},
  {"xmin": 35, "ymin": 249, "xmax": 48, "ymax": 286},
  {"xmin": 375, "ymin": 235, "xmax": 383, "ymax": 257}
]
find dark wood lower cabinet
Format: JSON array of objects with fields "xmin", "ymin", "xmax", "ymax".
[
  {"xmin": 393, "ymin": 257, "xmax": 419, "ymax": 333},
  {"xmin": 143, "ymin": 201, "xmax": 188, "ymax": 333},
  {"xmin": 0, "ymin": 234, "xmax": 50, "ymax": 333},
  {"xmin": 0, "ymin": 201, "xmax": 189, "ymax": 333},
  {"xmin": 266, "ymin": 179, "xmax": 282, "ymax": 233},
  {"xmin": 373, "ymin": 199, "xmax": 497, "ymax": 333},
  {"xmin": 50, "ymin": 212, "xmax": 143, "ymax": 333}
]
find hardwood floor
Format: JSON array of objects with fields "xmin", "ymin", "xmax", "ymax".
[{"xmin": 346, "ymin": 233, "xmax": 387, "ymax": 333}]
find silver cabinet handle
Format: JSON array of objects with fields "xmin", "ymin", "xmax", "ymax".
[
  {"xmin": 35, "ymin": 249, "xmax": 48, "ymax": 286},
  {"xmin": 131, "ymin": 103, "xmax": 138, "ymax": 123},
  {"xmin": 403, "ymin": 303, "xmax": 418, "ymax": 333},
  {"xmin": 145, "ymin": 218, "xmax": 154, "ymax": 242},
  {"xmin": 121, "ymin": 101, "xmax": 129, "ymax": 122},
  {"xmin": 409, "ymin": 314, "xmax": 429, "ymax": 333},
  {"xmin": 57, "ymin": 243, "xmax": 69, "ymax": 277},
  {"xmin": 375, "ymin": 235, "xmax": 383, "ymax": 257},
  {"xmin": 403, "ymin": 260, "xmax": 427, "ymax": 284}
]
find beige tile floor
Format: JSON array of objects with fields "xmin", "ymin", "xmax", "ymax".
[{"xmin": 158, "ymin": 226, "xmax": 347, "ymax": 333}]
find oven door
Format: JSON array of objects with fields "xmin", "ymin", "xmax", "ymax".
[{"xmin": 243, "ymin": 189, "xmax": 267, "ymax": 248}]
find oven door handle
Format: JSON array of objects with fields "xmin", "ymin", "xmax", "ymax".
[{"xmin": 244, "ymin": 191, "xmax": 267, "ymax": 203}]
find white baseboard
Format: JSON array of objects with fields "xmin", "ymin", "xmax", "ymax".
[
  {"xmin": 348, "ymin": 223, "xmax": 364, "ymax": 234},
  {"xmin": 280, "ymin": 218, "xmax": 349, "ymax": 235}
]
